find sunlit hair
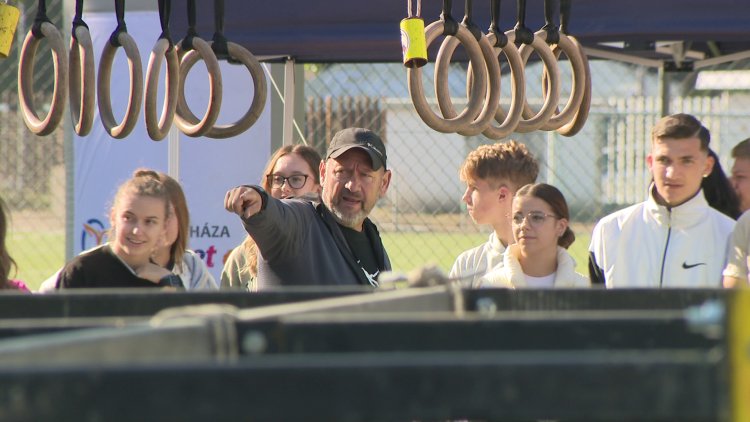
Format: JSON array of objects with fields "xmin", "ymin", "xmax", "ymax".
[
  {"xmin": 110, "ymin": 169, "xmax": 171, "ymax": 246},
  {"xmin": 0, "ymin": 197, "xmax": 17, "ymax": 288},
  {"xmin": 157, "ymin": 172, "xmax": 190, "ymax": 266},
  {"xmin": 460, "ymin": 140, "xmax": 539, "ymax": 190},
  {"xmin": 731, "ymin": 138, "xmax": 750, "ymax": 159},
  {"xmin": 515, "ymin": 183, "xmax": 575, "ymax": 249},
  {"xmin": 243, "ymin": 145, "xmax": 323, "ymax": 279},
  {"xmin": 651, "ymin": 113, "xmax": 710, "ymax": 151}
]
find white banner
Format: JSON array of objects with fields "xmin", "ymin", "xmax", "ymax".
[{"xmin": 74, "ymin": 11, "xmax": 271, "ymax": 283}]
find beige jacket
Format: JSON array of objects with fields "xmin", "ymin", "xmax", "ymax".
[{"xmin": 479, "ymin": 244, "xmax": 589, "ymax": 289}]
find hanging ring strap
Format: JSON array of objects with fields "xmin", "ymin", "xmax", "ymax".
[
  {"xmin": 477, "ymin": 0, "xmax": 526, "ymax": 139},
  {"xmin": 507, "ymin": 0, "xmax": 559, "ymax": 133},
  {"xmin": 69, "ymin": 0, "xmax": 95, "ymax": 136},
  {"xmin": 520, "ymin": 0, "xmax": 585, "ymax": 132},
  {"xmin": 407, "ymin": 0, "xmax": 487, "ymax": 133},
  {"xmin": 178, "ymin": 41, "xmax": 266, "ymax": 139},
  {"xmin": 178, "ymin": 0, "xmax": 266, "ymax": 139},
  {"xmin": 18, "ymin": 0, "xmax": 68, "ymax": 136},
  {"xmin": 549, "ymin": 0, "xmax": 591, "ymax": 136},
  {"xmin": 175, "ymin": 0, "xmax": 222, "ymax": 137},
  {"xmin": 145, "ymin": 0, "xmax": 179, "ymax": 141},
  {"xmin": 434, "ymin": 0, "xmax": 500, "ymax": 136},
  {"xmin": 407, "ymin": 0, "xmax": 421, "ymax": 18},
  {"xmin": 97, "ymin": 0, "xmax": 142, "ymax": 139}
]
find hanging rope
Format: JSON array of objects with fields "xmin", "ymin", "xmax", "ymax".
[
  {"xmin": 177, "ymin": 0, "xmax": 267, "ymax": 139},
  {"xmin": 551, "ymin": 0, "xmax": 591, "ymax": 137},
  {"xmin": 520, "ymin": 0, "xmax": 586, "ymax": 132},
  {"xmin": 433, "ymin": 0, "xmax": 501, "ymax": 136},
  {"xmin": 175, "ymin": 0, "xmax": 223, "ymax": 137},
  {"xmin": 407, "ymin": 0, "xmax": 488, "ymax": 133},
  {"xmin": 97, "ymin": 0, "xmax": 143, "ymax": 139},
  {"xmin": 17, "ymin": 0, "xmax": 68, "ymax": 136},
  {"xmin": 68, "ymin": 0, "xmax": 95, "ymax": 136},
  {"xmin": 508, "ymin": 0, "xmax": 559, "ymax": 133},
  {"xmin": 144, "ymin": 0, "xmax": 179, "ymax": 141},
  {"xmin": 481, "ymin": 0, "xmax": 526, "ymax": 139}
]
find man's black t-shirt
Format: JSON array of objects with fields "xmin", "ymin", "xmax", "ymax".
[{"xmin": 339, "ymin": 224, "xmax": 380, "ymax": 284}]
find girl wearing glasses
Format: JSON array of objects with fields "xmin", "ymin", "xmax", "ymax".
[
  {"xmin": 480, "ymin": 183, "xmax": 589, "ymax": 289},
  {"xmin": 221, "ymin": 145, "xmax": 322, "ymax": 290}
]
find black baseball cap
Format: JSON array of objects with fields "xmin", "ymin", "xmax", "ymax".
[{"xmin": 326, "ymin": 128, "xmax": 387, "ymax": 170}]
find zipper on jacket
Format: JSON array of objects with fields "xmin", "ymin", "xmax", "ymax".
[{"xmin": 659, "ymin": 209, "xmax": 672, "ymax": 288}]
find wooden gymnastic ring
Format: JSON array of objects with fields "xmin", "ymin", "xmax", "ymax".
[
  {"xmin": 510, "ymin": 29, "xmax": 560, "ymax": 133},
  {"xmin": 174, "ymin": 37, "xmax": 222, "ymax": 137},
  {"xmin": 144, "ymin": 38, "xmax": 180, "ymax": 141},
  {"xmin": 407, "ymin": 20, "xmax": 487, "ymax": 133},
  {"xmin": 69, "ymin": 25, "xmax": 95, "ymax": 136},
  {"xmin": 97, "ymin": 31, "xmax": 143, "ymax": 139},
  {"xmin": 17, "ymin": 22, "xmax": 68, "ymax": 136},
  {"xmin": 434, "ymin": 31, "xmax": 501, "ymax": 136},
  {"xmin": 520, "ymin": 31, "xmax": 585, "ymax": 131},
  {"xmin": 467, "ymin": 31, "xmax": 526, "ymax": 139},
  {"xmin": 542, "ymin": 35, "xmax": 591, "ymax": 137},
  {"xmin": 177, "ymin": 41, "xmax": 266, "ymax": 139}
]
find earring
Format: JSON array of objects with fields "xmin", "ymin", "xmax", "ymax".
[{"xmin": 703, "ymin": 174, "xmax": 709, "ymax": 178}]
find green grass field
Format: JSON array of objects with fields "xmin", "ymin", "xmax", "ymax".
[
  {"xmin": 381, "ymin": 230, "xmax": 591, "ymax": 277},
  {"xmin": 7, "ymin": 231, "xmax": 65, "ymax": 291},
  {"xmin": 8, "ymin": 230, "xmax": 592, "ymax": 291}
]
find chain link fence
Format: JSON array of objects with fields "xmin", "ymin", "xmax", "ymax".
[
  {"xmin": 1, "ymin": 0, "xmax": 66, "ymax": 289},
  {"xmin": 3, "ymin": 1, "xmax": 750, "ymax": 288}
]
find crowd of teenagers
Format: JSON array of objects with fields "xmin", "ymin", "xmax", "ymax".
[{"xmin": 3, "ymin": 113, "xmax": 750, "ymax": 292}]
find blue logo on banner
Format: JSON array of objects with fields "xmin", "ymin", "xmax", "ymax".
[{"xmin": 80, "ymin": 218, "xmax": 108, "ymax": 251}]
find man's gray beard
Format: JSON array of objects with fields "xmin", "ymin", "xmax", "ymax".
[
  {"xmin": 330, "ymin": 206, "xmax": 367, "ymax": 229},
  {"xmin": 323, "ymin": 185, "xmax": 367, "ymax": 229}
]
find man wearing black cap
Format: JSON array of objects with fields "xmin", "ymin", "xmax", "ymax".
[{"xmin": 224, "ymin": 127, "xmax": 392, "ymax": 288}]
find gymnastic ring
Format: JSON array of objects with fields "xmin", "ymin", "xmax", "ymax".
[
  {"xmin": 174, "ymin": 37, "xmax": 222, "ymax": 137},
  {"xmin": 177, "ymin": 41, "xmax": 266, "ymax": 139},
  {"xmin": 519, "ymin": 30, "xmax": 584, "ymax": 131},
  {"xmin": 144, "ymin": 38, "xmax": 179, "ymax": 141},
  {"xmin": 17, "ymin": 22, "xmax": 68, "ymax": 136},
  {"xmin": 68, "ymin": 25, "xmax": 95, "ymax": 136},
  {"xmin": 407, "ymin": 20, "xmax": 487, "ymax": 134},
  {"xmin": 97, "ymin": 31, "xmax": 143, "ymax": 139},
  {"xmin": 434, "ymin": 31, "xmax": 500, "ymax": 136},
  {"xmin": 470, "ymin": 31, "xmax": 525, "ymax": 139},
  {"xmin": 510, "ymin": 29, "xmax": 560, "ymax": 133},
  {"xmin": 542, "ymin": 35, "xmax": 591, "ymax": 136}
]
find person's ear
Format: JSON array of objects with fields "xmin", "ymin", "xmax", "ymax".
[
  {"xmin": 646, "ymin": 154, "xmax": 654, "ymax": 172},
  {"xmin": 556, "ymin": 218, "xmax": 569, "ymax": 238},
  {"xmin": 379, "ymin": 169, "xmax": 392, "ymax": 196},
  {"xmin": 703, "ymin": 152, "xmax": 715, "ymax": 178},
  {"xmin": 498, "ymin": 186, "xmax": 509, "ymax": 202},
  {"xmin": 319, "ymin": 160, "xmax": 326, "ymax": 183}
]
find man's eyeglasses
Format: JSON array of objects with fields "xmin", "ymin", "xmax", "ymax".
[
  {"xmin": 512, "ymin": 211, "xmax": 559, "ymax": 227},
  {"xmin": 267, "ymin": 174, "xmax": 309, "ymax": 189}
]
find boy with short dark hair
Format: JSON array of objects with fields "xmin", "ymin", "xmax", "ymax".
[{"xmin": 589, "ymin": 113, "xmax": 735, "ymax": 288}]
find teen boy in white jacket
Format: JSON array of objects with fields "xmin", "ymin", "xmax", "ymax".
[{"xmin": 589, "ymin": 114, "xmax": 735, "ymax": 288}]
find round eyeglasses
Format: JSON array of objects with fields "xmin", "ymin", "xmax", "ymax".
[
  {"xmin": 512, "ymin": 211, "xmax": 559, "ymax": 227},
  {"xmin": 267, "ymin": 174, "xmax": 309, "ymax": 189}
]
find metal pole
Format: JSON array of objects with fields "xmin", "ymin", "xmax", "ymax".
[
  {"xmin": 282, "ymin": 57, "xmax": 295, "ymax": 145},
  {"xmin": 659, "ymin": 66, "xmax": 670, "ymax": 117}
]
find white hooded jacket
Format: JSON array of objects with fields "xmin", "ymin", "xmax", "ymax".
[{"xmin": 588, "ymin": 186, "xmax": 734, "ymax": 288}]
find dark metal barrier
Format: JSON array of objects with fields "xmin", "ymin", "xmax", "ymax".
[
  {"xmin": 0, "ymin": 287, "xmax": 738, "ymax": 421},
  {"xmin": 0, "ymin": 286, "xmax": 371, "ymax": 318}
]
